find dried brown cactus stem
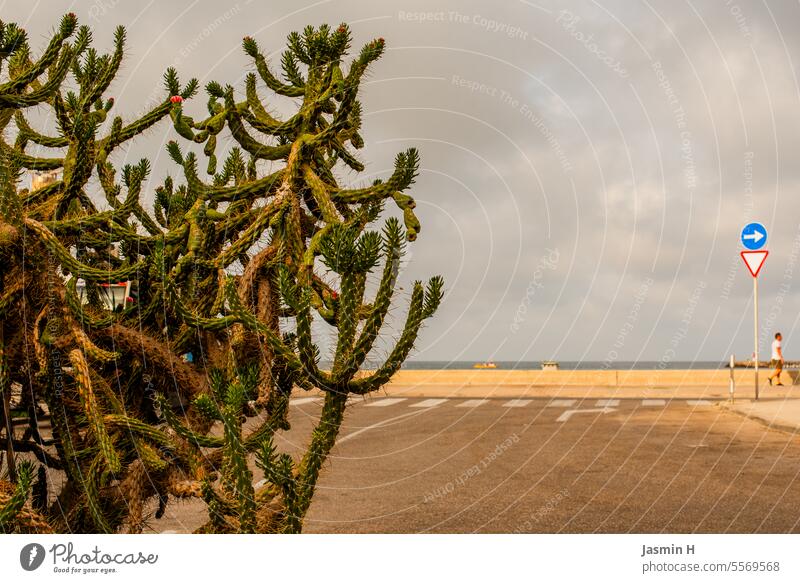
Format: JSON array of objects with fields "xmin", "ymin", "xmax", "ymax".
[{"xmin": 94, "ymin": 324, "xmax": 209, "ymax": 400}]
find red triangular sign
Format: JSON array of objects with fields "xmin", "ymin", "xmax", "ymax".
[{"xmin": 741, "ymin": 250, "xmax": 768, "ymax": 277}]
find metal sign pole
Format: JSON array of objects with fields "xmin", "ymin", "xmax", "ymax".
[
  {"xmin": 740, "ymin": 223, "xmax": 768, "ymax": 402},
  {"xmin": 729, "ymin": 353, "xmax": 735, "ymax": 403},
  {"xmin": 754, "ymin": 276, "xmax": 759, "ymax": 400}
]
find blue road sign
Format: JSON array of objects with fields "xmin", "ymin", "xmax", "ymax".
[{"xmin": 741, "ymin": 222, "xmax": 767, "ymax": 250}]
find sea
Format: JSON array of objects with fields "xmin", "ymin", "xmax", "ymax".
[{"xmin": 366, "ymin": 361, "xmax": 728, "ymax": 370}]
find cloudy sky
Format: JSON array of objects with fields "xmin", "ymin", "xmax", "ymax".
[{"xmin": 5, "ymin": 0, "xmax": 800, "ymax": 364}]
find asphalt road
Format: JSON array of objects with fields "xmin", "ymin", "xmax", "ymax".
[{"xmin": 157, "ymin": 396, "xmax": 800, "ymax": 533}]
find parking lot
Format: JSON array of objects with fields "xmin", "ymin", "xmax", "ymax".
[{"xmin": 156, "ymin": 396, "xmax": 800, "ymax": 533}]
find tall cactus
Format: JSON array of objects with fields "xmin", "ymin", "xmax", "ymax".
[{"xmin": 0, "ymin": 17, "xmax": 442, "ymax": 533}]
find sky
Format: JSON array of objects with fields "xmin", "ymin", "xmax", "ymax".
[{"xmin": 4, "ymin": 0, "xmax": 800, "ymax": 364}]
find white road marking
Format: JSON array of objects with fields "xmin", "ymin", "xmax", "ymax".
[
  {"xmin": 547, "ymin": 399, "xmax": 576, "ymax": 408},
  {"xmin": 557, "ymin": 407, "xmax": 616, "ymax": 423},
  {"xmin": 687, "ymin": 400, "xmax": 712, "ymax": 406},
  {"xmin": 290, "ymin": 397, "xmax": 319, "ymax": 406},
  {"xmin": 338, "ymin": 409, "xmax": 432, "ymax": 444},
  {"xmin": 595, "ymin": 399, "xmax": 619, "ymax": 407},
  {"xmin": 503, "ymin": 399, "xmax": 532, "ymax": 408},
  {"xmin": 642, "ymin": 399, "xmax": 666, "ymax": 407},
  {"xmin": 455, "ymin": 399, "xmax": 488, "ymax": 408},
  {"xmin": 409, "ymin": 398, "xmax": 448, "ymax": 408},
  {"xmin": 365, "ymin": 398, "xmax": 407, "ymax": 407}
]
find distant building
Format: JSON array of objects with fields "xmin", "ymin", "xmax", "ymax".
[
  {"xmin": 31, "ymin": 170, "xmax": 59, "ymax": 190},
  {"xmin": 75, "ymin": 280, "xmax": 133, "ymax": 311}
]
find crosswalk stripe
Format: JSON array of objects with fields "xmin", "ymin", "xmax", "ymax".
[
  {"xmin": 687, "ymin": 399, "xmax": 712, "ymax": 406},
  {"xmin": 456, "ymin": 399, "xmax": 488, "ymax": 408},
  {"xmin": 409, "ymin": 398, "xmax": 448, "ymax": 408},
  {"xmin": 595, "ymin": 399, "xmax": 619, "ymax": 407},
  {"xmin": 547, "ymin": 399, "xmax": 576, "ymax": 408},
  {"xmin": 290, "ymin": 397, "xmax": 319, "ymax": 406},
  {"xmin": 503, "ymin": 399, "xmax": 532, "ymax": 408},
  {"xmin": 365, "ymin": 398, "xmax": 407, "ymax": 407},
  {"xmin": 642, "ymin": 399, "xmax": 666, "ymax": 407}
]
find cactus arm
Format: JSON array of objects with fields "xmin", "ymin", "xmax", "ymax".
[
  {"xmin": 81, "ymin": 26, "xmax": 124, "ymax": 107},
  {"xmin": 0, "ymin": 46, "xmax": 74, "ymax": 108},
  {"xmin": 24, "ymin": 218, "xmax": 143, "ymax": 282},
  {"xmin": 215, "ymin": 196, "xmax": 285, "ymax": 267},
  {"xmin": 22, "ymin": 179, "xmax": 63, "ymax": 205},
  {"xmin": 302, "ymin": 165, "xmax": 340, "ymax": 223},
  {"xmin": 0, "ymin": 461, "xmax": 35, "ymax": 529},
  {"xmin": 0, "ymin": 141, "xmax": 62, "ymax": 170},
  {"xmin": 292, "ymin": 391, "xmax": 347, "ymax": 526},
  {"xmin": 101, "ymin": 101, "xmax": 171, "ymax": 152},
  {"xmin": 347, "ymin": 282, "xmax": 426, "ymax": 395},
  {"xmin": 226, "ymin": 104, "xmax": 292, "ymax": 160},
  {"xmin": 225, "ymin": 279, "xmax": 312, "ymax": 388},
  {"xmin": 83, "ymin": 456, "xmax": 114, "ymax": 532},
  {"xmin": 156, "ymin": 394, "xmax": 224, "ymax": 448},
  {"xmin": 14, "ymin": 112, "xmax": 69, "ymax": 148},
  {"xmin": 294, "ymin": 286, "xmax": 333, "ymax": 388},
  {"xmin": 242, "ymin": 36, "xmax": 305, "ymax": 98},
  {"xmin": 220, "ymin": 386, "xmax": 256, "ymax": 532},
  {"xmin": 332, "ymin": 148, "xmax": 420, "ymax": 203},
  {"xmin": 0, "ymin": 14, "xmax": 75, "ymax": 93},
  {"xmin": 338, "ymin": 219, "xmax": 403, "ymax": 380},
  {"xmin": 103, "ymin": 414, "xmax": 172, "ymax": 448},
  {"xmin": 163, "ymin": 274, "xmax": 238, "ymax": 331},
  {"xmin": 331, "ymin": 272, "xmax": 358, "ymax": 378},
  {"xmin": 68, "ymin": 349, "xmax": 121, "ymax": 473},
  {"xmin": 244, "ymin": 73, "xmax": 282, "ymax": 126}
]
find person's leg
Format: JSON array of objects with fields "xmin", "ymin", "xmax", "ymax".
[
  {"xmin": 768, "ymin": 360, "xmax": 780, "ymax": 384},
  {"xmin": 775, "ymin": 361, "xmax": 784, "ymax": 385}
]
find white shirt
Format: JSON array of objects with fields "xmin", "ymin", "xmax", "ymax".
[{"xmin": 772, "ymin": 339, "xmax": 782, "ymax": 360}]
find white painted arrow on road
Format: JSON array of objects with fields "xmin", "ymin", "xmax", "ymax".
[{"xmin": 556, "ymin": 407, "xmax": 616, "ymax": 423}]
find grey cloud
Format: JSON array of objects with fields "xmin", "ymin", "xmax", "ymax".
[{"xmin": 6, "ymin": 0, "xmax": 800, "ymax": 363}]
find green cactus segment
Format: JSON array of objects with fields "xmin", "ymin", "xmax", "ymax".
[
  {"xmin": 0, "ymin": 461, "xmax": 35, "ymax": 529},
  {"xmin": 0, "ymin": 15, "xmax": 442, "ymax": 534},
  {"xmin": 220, "ymin": 383, "xmax": 256, "ymax": 533},
  {"xmin": 293, "ymin": 391, "xmax": 347, "ymax": 526},
  {"xmin": 157, "ymin": 394, "xmax": 224, "ymax": 448},
  {"xmin": 69, "ymin": 349, "xmax": 121, "ymax": 473}
]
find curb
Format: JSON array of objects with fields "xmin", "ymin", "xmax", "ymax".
[{"xmin": 718, "ymin": 401, "xmax": 800, "ymax": 436}]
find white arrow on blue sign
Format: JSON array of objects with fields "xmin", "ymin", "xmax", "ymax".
[{"xmin": 740, "ymin": 222, "xmax": 767, "ymax": 250}]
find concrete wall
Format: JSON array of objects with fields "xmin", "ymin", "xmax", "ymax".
[{"xmin": 384, "ymin": 368, "xmax": 794, "ymax": 388}]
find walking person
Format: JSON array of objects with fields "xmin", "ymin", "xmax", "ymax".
[{"xmin": 768, "ymin": 332, "xmax": 784, "ymax": 386}]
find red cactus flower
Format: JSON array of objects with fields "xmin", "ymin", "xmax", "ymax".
[
  {"xmin": 331, "ymin": 291, "xmax": 339, "ymax": 300},
  {"xmin": 170, "ymin": 95, "xmax": 183, "ymax": 104}
]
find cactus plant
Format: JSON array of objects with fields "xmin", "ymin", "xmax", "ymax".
[{"xmin": 0, "ymin": 16, "xmax": 442, "ymax": 533}]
